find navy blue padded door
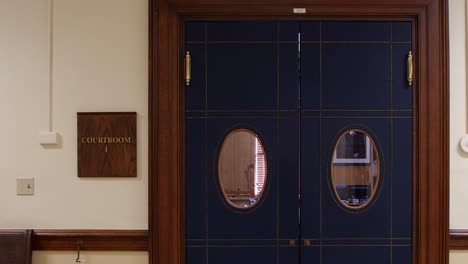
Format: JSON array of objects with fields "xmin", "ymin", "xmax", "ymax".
[
  {"xmin": 185, "ymin": 20, "xmax": 413, "ymax": 264},
  {"xmin": 185, "ymin": 22, "xmax": 300, "ymax": 264},
  {"xmin": 300, "ymin": 21, "xmax": 413, "ymax": 264}
]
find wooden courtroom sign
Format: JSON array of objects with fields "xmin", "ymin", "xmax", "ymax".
[{"xmin": 77, "ymin": 112, "xmax": 137, "ymax": 177}]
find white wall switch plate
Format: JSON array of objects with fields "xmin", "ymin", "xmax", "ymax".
[
  {"xmin": 17, "ymin": 178, "xmax": 34, "ymax": 195},
  {"xmin": 39, "ymin": 131, "xmax": 59, "ymax": 145}
]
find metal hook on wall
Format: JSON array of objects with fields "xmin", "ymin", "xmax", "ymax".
[{"xmin": 76, "ymin": 240, "xmax": 83, "ymax": 263}]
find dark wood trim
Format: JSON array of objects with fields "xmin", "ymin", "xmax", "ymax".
[
  {"xmin": 149, "ymin": 1, "xmax": 450, "ymax": 264},
  {"xmin": 148, "ymin": 0, "xmax": 156, "ymax": 260},
  {"xmin": 0, "ymin": 230, "xmax": 32, "ymax": 264},
  {"xmin": 449, "ymin": 230, "xmax": 468, "ymax": 250},
  {"xmin": 32, "ymin": 230, "xmax": 148, "ymax": 251}
]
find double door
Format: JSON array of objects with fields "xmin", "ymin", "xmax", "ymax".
[{"xmin": 185, "ymin": 21, "xmax": 413, "ymax": 264}]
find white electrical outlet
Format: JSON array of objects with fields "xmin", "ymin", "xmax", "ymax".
[{"xmin": 16, "ymin": 178, "xmax": 34, "ymax": 195}]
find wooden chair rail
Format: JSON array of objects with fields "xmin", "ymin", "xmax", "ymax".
[
  {"xmin": 7, "ymin": 228, "xmax": 462, "ymax": 251},
  {"xmin": 449, "ymin": 229, "xmax": 468, "ymax": 250},
  {"xmin": 32, "ymin": 230, "xmax": 148, "ymax": 251}
]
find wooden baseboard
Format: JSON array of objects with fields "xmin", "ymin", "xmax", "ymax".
[
  {"xmin": 449, "ymin": 229, "xmax": 468, "ymax": 250},
  {"xmin": 32, "ymin": 230, "xmax": 148, "ymax": 251}
]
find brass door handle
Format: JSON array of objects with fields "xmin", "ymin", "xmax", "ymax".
[
  {"xmin": 185, "ymin": 51, "xmax": 191, "ymax": 86},
  {"xmin": 407, "ymin": 51, "xmax": 413, "ymax": 86}
]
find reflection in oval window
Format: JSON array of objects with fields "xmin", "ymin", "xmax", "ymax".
[
  {"xmin": 331, "ymin": 130, "xmax": 380, "ymax": 208},
  {"xmin": 218, "ymin": 129, "xmax": 267, "ymax": 209}
]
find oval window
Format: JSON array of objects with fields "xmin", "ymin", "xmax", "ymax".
[
  {"xmin": 218, "ymin": 129, "xmax": 267, "ymax": 209},
  {"xmin": 331, "ymin": 130, "xmax": 380, "ymax": 209}
]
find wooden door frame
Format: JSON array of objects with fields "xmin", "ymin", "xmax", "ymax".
[{"xmin": 149, "ymin": 1, "xmax": 449, "ymax": 264}]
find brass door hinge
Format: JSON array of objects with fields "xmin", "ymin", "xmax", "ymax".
[{"xmin": 185, "ymin": 51, "xmax": 191, "ymax": 86}]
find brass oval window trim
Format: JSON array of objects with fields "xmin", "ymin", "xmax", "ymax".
[
  {"xmin": 330, "ymin": 129, "xmax": 381, "ymax": 210},
  {"xmin": 217, "ymin": 128, "xmax": 269, "ymax": 210}
]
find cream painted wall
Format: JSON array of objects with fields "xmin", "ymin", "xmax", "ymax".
[
  {"xmin": 450, "ymin": 0, "xmax": 468, "ymax": 229},
  {"xmin": 0, "ymin": 0, "xmax": 467, "ymax": 263},
  {"xmin": 449, "ymin": 0, "xmax": 468, "ymax": 262},
  {"xmin": 449, "ymin": 0, "xmax": 468, "ymax": 264},
  {"xmin": 451, "ymin": 251, "xmax": 468, "ymax": 264},
  {"xmin": 0, "ymin": 0, "xmax": 148, "ymax": 229},
  {"xmin": 0, "ymin": 0, "xmax": 149, "ymax": 262},
  {"xmin": 33, "ymin": 251, "xmax": 148, "ymax": 264}
]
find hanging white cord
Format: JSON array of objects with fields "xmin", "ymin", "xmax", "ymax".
[
  {"xmin": 39, "ymin": 0, "xmax": 59, "ymax": 145},
  {"xmin": 48, "ymin": 0, "xmax": 54, "ymax": 132}
]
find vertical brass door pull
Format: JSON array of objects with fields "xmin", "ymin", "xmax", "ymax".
[
  {"xmin": 185, "ymin": 51, "xmax": 191, "ymax": 86},
  {"xmin": 407, "ymin": 51, "xmax": 413, "ymax": 86}
]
